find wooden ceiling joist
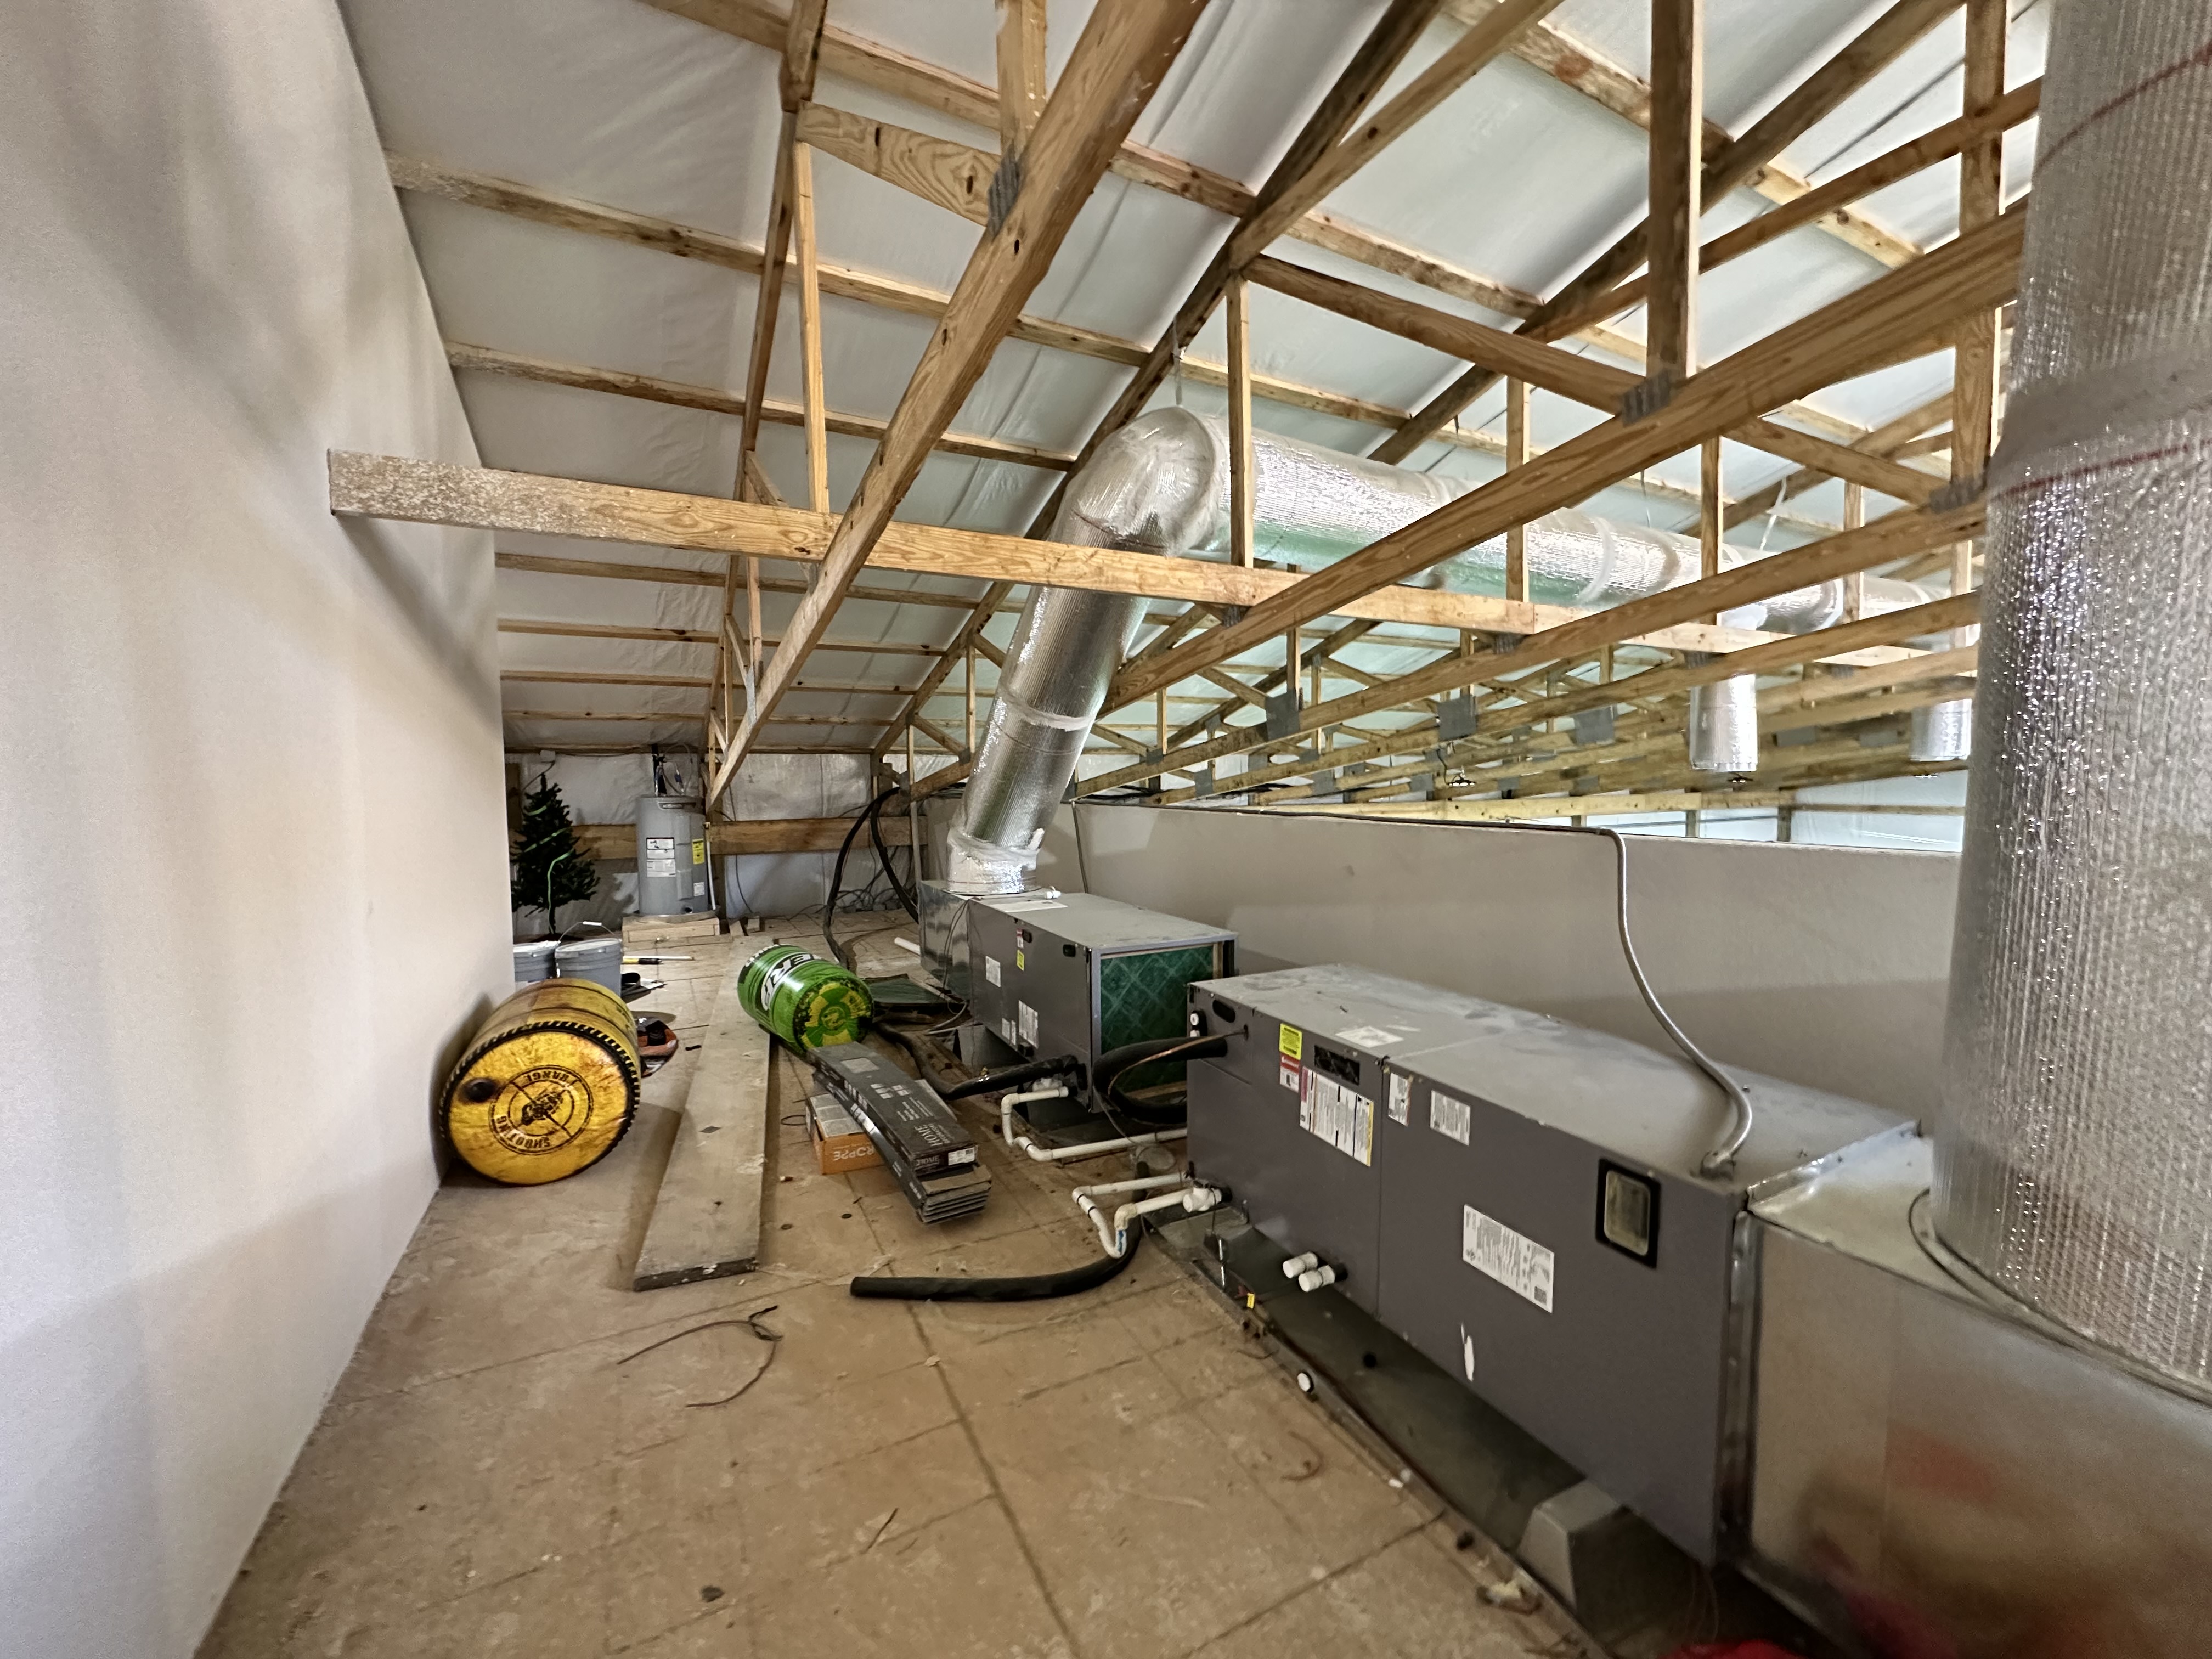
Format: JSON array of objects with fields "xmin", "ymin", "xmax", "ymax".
[{"xmin": 344, "ymin": 454, "xmax": 1846, "ymax": 657}]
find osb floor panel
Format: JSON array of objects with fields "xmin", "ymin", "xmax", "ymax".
[{"xmin": 199, "ymin": 919, "xmax": 1566, "ymax": 1659}]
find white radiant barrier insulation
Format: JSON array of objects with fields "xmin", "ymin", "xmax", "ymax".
[
  {"xmin": 947, "ymin": 407, "xmax": 1936, "ymax": 891},
  {"xmin": 1937, "ymin": 0, "xmax": 2212, "ymax": 1387}
]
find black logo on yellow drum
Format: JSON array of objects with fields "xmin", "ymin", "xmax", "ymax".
[{"xmin": 488, "ymin": 1065, "xmax": 594, "ymax": 1155}]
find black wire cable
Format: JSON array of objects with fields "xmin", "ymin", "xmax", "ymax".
[
  {"xmin": 1093, "ymin": 1033, "xmax": 1229, "ymax": 1125},
  {"xmin": 865, "ymin": 787, "xmax": 919, "ymax": 919},
  {"xmin": 850, "ymin": 1232, "xmax": 1143, "ymax": 1302},
  {"xmin": 823, "ymin": 786, "xmax": 904, "ymax": 968},
  {"xmin": 939, "ymin": 1054, "xmax": 1086, "ymax": 1101}
]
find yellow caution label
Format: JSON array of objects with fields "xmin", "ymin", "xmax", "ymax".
[
  {"xmin": 691, "ymin": 839, "xmax": 707, "ymax": 865},
  {"xmin": 1279, "ymin": 1024, "xmax": 1302, "ymax": 1060},
  {"xmin": 1015, "ymin": 950, "xmax": 1025, "ymax": 972}
]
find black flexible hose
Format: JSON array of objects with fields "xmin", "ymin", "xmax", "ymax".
[
  {"xmin": 825, "ymin": 786, "xmax": 904, "ymax": 968},
  {"xmin": 940, "ymin": 1054, "xmax": 1085, "ymax": 1101},
  {"xmin": 850, "ymin": 1233, "xmax": 1143, "ymax": 1301},
  {"xmin": 1094, "ymin": 1034, "xmax": 1229, "ymax": 1125},
  {"xmin": 865, "ymin": 786, "xmax": 919, "ymax": 919}
]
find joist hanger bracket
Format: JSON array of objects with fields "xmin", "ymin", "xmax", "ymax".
[
  {"xmin": 986, "ymin": 152, "xmax": 1023, "ymax": 235},
  {"xmin": 1618, "ymin": 370, "xmax": 1680, "ymax": 424},
  {"xmin": 1928, "ymin": 472, "xmax": 1985, "ymax": 514}
]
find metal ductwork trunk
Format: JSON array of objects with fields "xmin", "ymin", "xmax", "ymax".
[
  {"xmin": 1936, "ymin": 0, "xmax": 2212, "ymax": 1389},
  {"xmin": 945, "ymin": 408, "xmax": 1937, "ymax": 894}
]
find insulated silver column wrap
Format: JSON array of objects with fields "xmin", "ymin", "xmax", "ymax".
[{"xmin": 1935, "ymin": 0, "xmax": 2212, "ymax": 1386}]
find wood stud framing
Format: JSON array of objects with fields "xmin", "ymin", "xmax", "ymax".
[{"xmin": 382, "ymin": 1, "xmax": 2029, "ymax": 814}]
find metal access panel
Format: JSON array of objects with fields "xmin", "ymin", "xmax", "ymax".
[
  {"xmin": 1373, "ymin": 1000, "xmax": 1908, "ymax": 1563},
  {"xmin": 1182, "ymin": 965, "xmax": 1511, "ymax": 1321},
  {"xmin": 925, "ymin": 885, "xmax": 1234, "ymax": 1120}
]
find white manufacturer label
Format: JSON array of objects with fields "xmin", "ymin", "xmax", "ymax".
[
  {"xmin": 984, "ymin": 955, "xmax": 1001, "ymax": 986},
  {"xmin": 643, "ymin": 836, "xmax": 676, "ymax": 877},
  {"xmin": 1430, "ymin": 1090, "xmax": 1472, "ymax": 1146},
  {"xmin": 1463, "ymin": 1207, "xmax": 1554, "ymax": 1312},
  {"xmin": 1018, "ymin": 1002, "xmax": 1039, "ymax": 1047},
  {"xmin": 1387, "ymin": 1073, "xmax": 1411, "ymax": 1126},
  {"xmin": 692, "ymin": 880, "xmax": 706, "ymax": 896},
  {"xmin": 1300, "ymin": 1071, "xmax": 1374, "ymax": 1166}
]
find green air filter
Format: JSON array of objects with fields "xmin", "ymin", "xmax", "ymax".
[
  {"xmin": 738, "ymin": 945, "xmax": 874, "ymax": 1049},
  {"xmin": 1101, "ymin": 944, "xmax": 1221, "ymax": 1092}
]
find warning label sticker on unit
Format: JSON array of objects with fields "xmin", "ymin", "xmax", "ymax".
[
  {"xmin": 1300, "ymin": 1071, "xmax": 1374, "ymax": 1166},
  {"xmin": 691, "ymin": 839, "xmax": 707, "ymax": 865},
  {"xmin": 1278, "ymin": 1058, "xmax": 1302, "ymax": 1092},
  {"xmin": 1430, "ymin": 1091, "xmax": 1472, "ymax": 1146},
  {"xmin": 1463, "ymin": 1206, "xmax": 1554, "ymax": 1312},
  {"xmin": 643, "ymin": 837, "xmax": 676, "ymax": 877},
  {"xmin": 1018, "ymin": 1002, "xmax": 1039, "ymax": 1048},
  {"xmin": 1387, "ymin": 1073, "xmax": 1411, "ymax": 1125},
  {"xmin": 1279, "ymin": 1024, "xmax": 1303, "ymax": 1060},
  {"xmin": 984, "ymin": 956, "xmax": 1001, "ymax": 986},
  {"xmin": 1335, "ymin": 1024, "xmax": 1406, "ymax": 1049}
]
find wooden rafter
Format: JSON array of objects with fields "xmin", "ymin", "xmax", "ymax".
[
  {"xmin": 1245, "ymin": 256, "xmax": 1937, "ymax": 504},
  {"xmin": 1370, "ymin": 0, "xmax": 1962, "ymax": 463},
  {"xmin": 710, "ymin": 0, "xmax": 1213, "ymax": 795},
  {"xmin": 1019, "ymin": 0, "xmax": 1457, "ymax": 539},
  {"xmin": 398, "ymin": 158, "xmax": 1855, "ymax": 527},
  {"xmin": 1441, "ymin": 0, "xmax": 1919, "ymax": 269},
  {"xmin": 447, "ymin": 341, "xmax": 1076, "ymax": 470},
  {"xmin": 1115, "ymin": 211, "xmax": 2022, "ymax": 712}
]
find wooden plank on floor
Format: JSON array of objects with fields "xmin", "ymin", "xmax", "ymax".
[{"xmin": 632, "ymin": 944, "xmax": 771, "ymax": 1291}]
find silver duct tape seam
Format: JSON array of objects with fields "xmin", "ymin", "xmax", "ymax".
[{"xmin": 1936, "ymin": 0, "xmax": 2212, "ymax": 1387}]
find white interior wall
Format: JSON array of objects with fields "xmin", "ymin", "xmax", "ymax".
[
  {"xmin": 1063, "ymin": 804, "xmax": 1958, "ymax": 1120},
  {"xmin": 0, "ymin": 5, "xmax": 509, "ymax": 1656}
]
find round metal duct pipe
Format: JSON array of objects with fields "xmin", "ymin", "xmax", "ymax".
[
  {"xmin": 944, "ymin": 408, "xmax": 1936, "ymax": 894},
  {"xmin": 1908, "ymin": 697, "xmax": 1973, "ymax": 763},
  {"xmin": 1687, "ymin": 676, "xmax": 1759, "ymax": 774},
  {"xmin": 1935, "ymin": 0, "xmax": 2212, "ymax": 1387}
]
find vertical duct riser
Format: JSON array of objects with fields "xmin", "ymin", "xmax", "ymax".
[
  {"xmin": 1936, "ymin": 0, "xmax": 2212, "ymax": 1387},
  {"xmin": 1688, "ymin": 676, "xmax": 1759, "ymax": 774}
]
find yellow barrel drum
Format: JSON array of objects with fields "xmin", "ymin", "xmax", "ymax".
[{"xmin": 442, "ymin": 977, "xmax": 640, "ymax": 1184}]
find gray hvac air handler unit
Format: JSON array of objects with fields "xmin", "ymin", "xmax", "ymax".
[
  {"xmin": 919, "ymin": 883, "xmax": 1233, "ymax": 1127},
  {"xmin": 634, "ymin": 794, "xmax": 710, "ymax": 916},
  {"xmin": 1184, "ymin": 964, "xmax": 1907, "ymax": 1562}
]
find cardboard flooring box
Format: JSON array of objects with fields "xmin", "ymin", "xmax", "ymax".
[{"xmin": 808, "ymin": 1092, "xmax": 883, "ymax": 1176}]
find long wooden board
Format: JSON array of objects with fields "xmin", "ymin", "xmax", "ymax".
[{"xmin": 631, "ymin": 948, "xmax": 772, "ymax": 1291}]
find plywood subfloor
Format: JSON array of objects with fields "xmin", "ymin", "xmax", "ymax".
[{"xmin": 197, "ymin": 915, "xmax": 1566, "ymax": 1658}]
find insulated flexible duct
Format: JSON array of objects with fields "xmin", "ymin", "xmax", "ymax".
[
  {"xmin": 1935, "ymin": 0, "xmax": 2212, "ymax": 1387},
  {"xmin": 946, "ymin": 408, "xmax": 1935, "ymax": 892}
]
